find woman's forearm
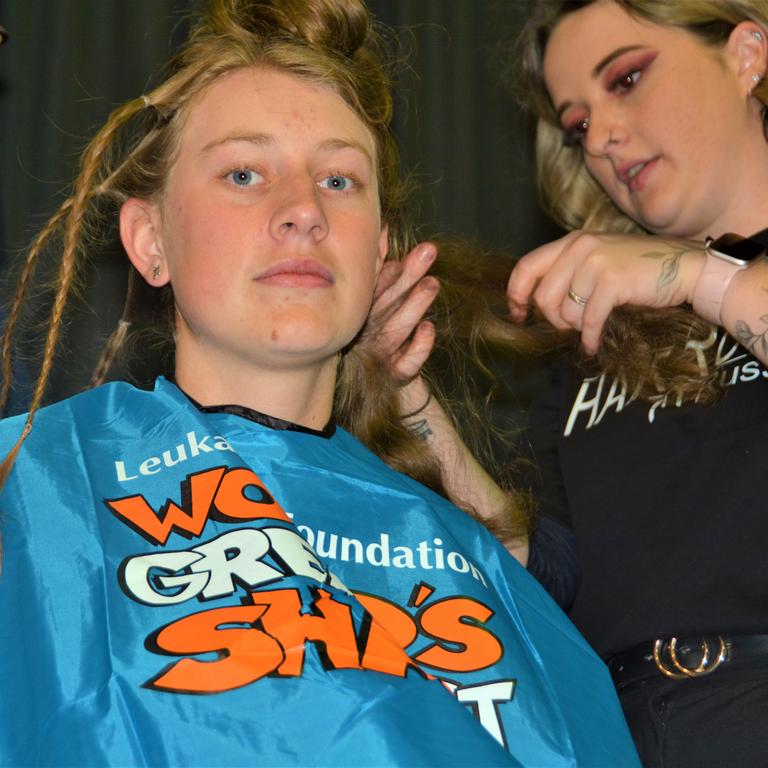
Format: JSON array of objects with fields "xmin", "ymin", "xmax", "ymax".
[
  {"xmin": 400, "ymin": 377, "xmax": 530, "ymax": 566},
  {"xmin": 720, "ymin": 258, "xmax": 768, "ymax": 365}
]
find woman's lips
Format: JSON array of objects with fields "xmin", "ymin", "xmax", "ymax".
[
  {"xmin": 255, "ymin": 259, "xmax": 334, "ymax": 288},
  {"xmin": 619, "ymin": 157, "xmax": 659, "ymax": 192}
]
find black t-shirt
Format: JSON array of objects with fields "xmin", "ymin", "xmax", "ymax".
[{"xmin": 525, "ymin": 331, "xmax": 768, "ymax": 657}]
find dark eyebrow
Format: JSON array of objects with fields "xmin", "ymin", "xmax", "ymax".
[{"xmin": 555, "ymin": 45, "xmax": 648, "ymax": 121}]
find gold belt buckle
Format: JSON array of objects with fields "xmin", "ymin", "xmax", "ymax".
[{"xmin": 652, "ymin": 636, "xmax": 727, "ymax": 679}]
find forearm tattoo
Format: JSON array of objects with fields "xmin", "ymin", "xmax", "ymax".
[
  {"xmin": 733, "ymin": 317, "xmax": 768, "ymax": 358},
  {"xmin": 641, "ymin": 243, "xmax": 698, "ymax": 301},
  {"xmin": 406, "ymin": 417, "xmax": 433, "ymax": 442},
  {"xmin": 732, "ymin": 287, "xmax": 768, "ymax": 359}
]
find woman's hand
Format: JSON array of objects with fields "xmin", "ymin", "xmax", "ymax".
[
  {"xmin": 363, "ymin": 241, "xmax": 530, "ymax": 564},
  {"xmin": 367, "ymin": 242, "xmax": 440, "ymax": 384},
  {"xmin": 507, "ymin": 230, "xmax": 704, "ymax": 353}
]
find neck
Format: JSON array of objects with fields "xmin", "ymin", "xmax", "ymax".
[
  {"xmin": 174, "ymin": 346, "xmax": 338, "ymax": 430},
  {"xmin": 690, "ymin": 128, "xmax": 768, "ymax": 239}
]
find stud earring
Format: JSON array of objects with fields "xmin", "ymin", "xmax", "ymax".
[
  {"xmin": 151, "ymin": 264, "xmax": 161, "ymax": 280},
  {"xmin": 753, "ymin": 30, "xmax": 764, "ymax": 41}
]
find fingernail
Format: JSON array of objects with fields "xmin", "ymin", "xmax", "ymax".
[{"xmin": 420, "ymin": 245, "xmax": 437, "ymax": 263}]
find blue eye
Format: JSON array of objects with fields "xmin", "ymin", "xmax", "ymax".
[
  {"xmin": 319, "ymin": 174, "xmax": 355, "ymax": 191},
  {"xmin": 227, "ymin": 168, "xmax": 262, "ymax": 187}
]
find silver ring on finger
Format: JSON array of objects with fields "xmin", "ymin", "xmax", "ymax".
[{"xmin": 567, "ymin": 287, "xmax": 589, "ymax": 307}]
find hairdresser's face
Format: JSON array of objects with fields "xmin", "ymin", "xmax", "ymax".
[
  {"xmin": 156, "ymin": 67, "xmax": 387, "ymax": 376},
  {"xmin": 543, "ymin": 0, "xmax": 762, "ymax": 238}
]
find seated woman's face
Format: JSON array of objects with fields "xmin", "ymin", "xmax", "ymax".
[{"xmin": 144, "ymin": 66, "xmax": 388, "ymax": 377}]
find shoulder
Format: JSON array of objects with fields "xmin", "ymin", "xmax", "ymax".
[
  {"xmin": 332, "ymin": 426, "xmax": 445, "ymax": 499},
  {"xmin": 0, "ymin": 378, "xmax": 187, "ymax": 453}
]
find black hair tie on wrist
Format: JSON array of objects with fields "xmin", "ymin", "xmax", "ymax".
[{"xmin": 401, "ymin": 391, "xmax": 433, "ymax": 420}]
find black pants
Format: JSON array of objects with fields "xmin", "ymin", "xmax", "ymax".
[{"xmin": 618, "ymin": 657, "xmax": 768, "ymax": 767}]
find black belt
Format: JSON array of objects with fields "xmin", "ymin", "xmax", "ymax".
[{"xmin": 606, "ymin": 634, "xmax": 768, "ymax": 690}]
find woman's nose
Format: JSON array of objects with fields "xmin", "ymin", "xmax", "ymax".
[
  {"xmin": 583, "ymin": 109, "xmax": 628, "ymax": 157},
  {"xmin": 269, "ymin": 178, "xmax": 329, "ymax": 241}
]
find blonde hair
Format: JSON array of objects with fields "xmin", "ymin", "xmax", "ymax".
[
  {"xmin": 518, "ymin": 0, "xmax": 768, "ymax": 397},
  {"xmin": 0, "ymin": 0, "xmax": 532, "ymax": 540}
]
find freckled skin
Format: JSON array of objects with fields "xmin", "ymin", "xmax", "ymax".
[{"xmin": 148, "ymin": 68, "xmax": 388, "ymax": 388}]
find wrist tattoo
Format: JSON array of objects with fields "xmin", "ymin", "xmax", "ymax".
[
  {"xmin": 733, "ymin": 317, "xmax": 768, "ymax": 358},
  {"xmin": 641, "ymin": 243, "xmax": 698, "ymax": 301},
  {"xmin": 407, "ymin": 417, "xmax": 433, "ymax": 442}
]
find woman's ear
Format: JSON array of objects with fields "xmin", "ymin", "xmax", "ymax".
[
  {"xmin": 119, "ymin": 198, "xmax": 169, "ymax": 286},
  {"xmin": 726, "ymin": 21, "xmax": 767, "ymax": 96}
]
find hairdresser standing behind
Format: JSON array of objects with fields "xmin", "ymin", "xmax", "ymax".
[{"xmin": 509, "ymin": 2, "xmax": 768, "ymax": 765}]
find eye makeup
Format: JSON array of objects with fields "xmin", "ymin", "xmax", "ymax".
[
  {"xmin": 603, "ymin": 49, "xmax": 658, "ymax": 93},
  {"xmin": 557, "ymin": 48, "xmax": 659, "ymax": 145}
]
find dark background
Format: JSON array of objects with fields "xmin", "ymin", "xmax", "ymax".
[{"xmin": 0, "ymin": 0, "xmax": 562, "ymax": 406}]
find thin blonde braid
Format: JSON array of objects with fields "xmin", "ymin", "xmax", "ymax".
[
  {"xmin": 89, "ymin": 320, "xmax": 132, "ymax": 388},
  {"xmin": 0, "ymin": 198, "xmax": 74, "ymax": 414},
  {"xmin": 0, "ymin": 97, "xmax": 148, "ymax": 488}
]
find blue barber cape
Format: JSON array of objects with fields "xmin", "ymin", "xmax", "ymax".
[{"xmin": 0, "ymin": 378, "xmax": 638, "ymax": 767}]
